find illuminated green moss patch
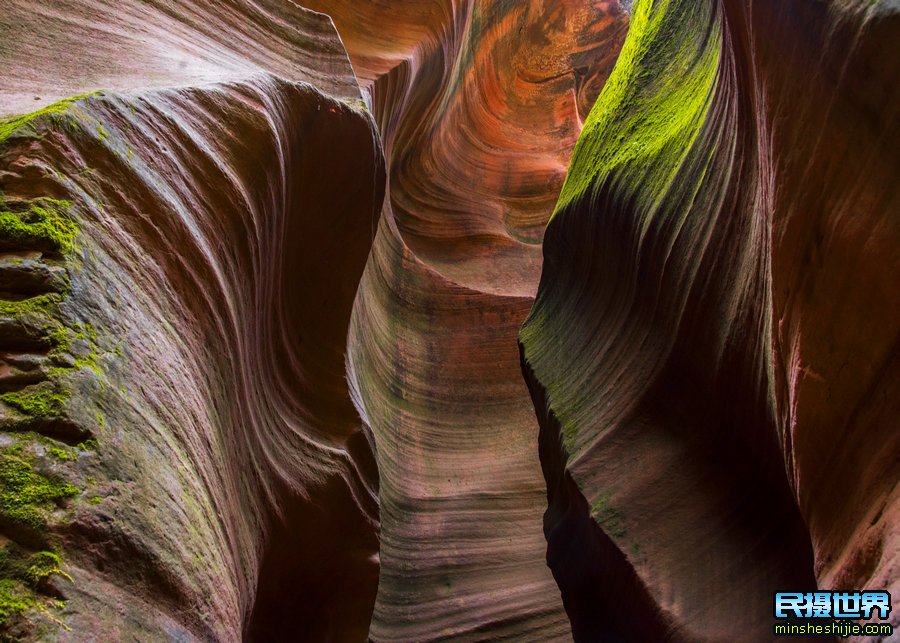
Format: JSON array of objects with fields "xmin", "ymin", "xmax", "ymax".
[
  {"xmin": 0, "ymin": 578, "xmax": 38, "ymax": 630},
  {"xmin": 0, "ymin": 199, "xmax": 77, "ymax": 254},
  {"xmin": 0, "ymin": 384, "xmax": 70, "ymax": 421},
  {"xmin": 0, "ymin": 293, "xmax": 63, "ymax": 320},
  {"xmin": 0, "ymin": 546, "xmax": 70, "ymax": 630},
  {"xmin": 0, "ymin": 92, "xmax": 103, "ymax": 638},
  {"xmin": 24, "ymin": 551, "xmax": 70, "ymax": 586},
  {"xmin": 553, "ymin": 0, "xmax": 721, "ymax": 214},
  {"xmin": 0, "ymin": 445, "xmax": 78, "ymax": 534},
  {"xmin": 0, "ymin": 93, "xmax": 98, "ymax": 145},
  {"xmin": 522, "ymin": 0, "xmax": 724, "ymax": 453}
]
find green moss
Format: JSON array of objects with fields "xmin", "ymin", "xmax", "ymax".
[
  {"xmin": 0, "ymin": 93, "xmax": 98, "ymax": 146},
  {"xmin": 47, "ymin": 323, "xmax": 103, "ymax": 375},
  {"xmin": 44, "ymin": 325, "xmax": 71, "ymax": 351},
  {"xmin": 590, "ymin": 495, "xmax": 627, "ymax": 539},
  {"xmin": 0, "ymin": 446, "xmax": 78, "ymax": 533},
  {"xmin": 346, "ymin": 97, "xmax": 370, "ymax": 113},
  {"xmin": 0, "ymin": 199, "xmax": 77, "ymax": 254},
  {"xmin": 553, "ymin": 0, "xmax": 720, "ymax": 214},
  {"xmin": 75, "ymin": 439, "xmax": 98, "ymax": 452},
  {"xmin": 87, "ymin": 496, "xmax": 102, "ymax": 506},
  {"xmin": 72, "ymin": 354, "xmax": 100, "ymax": 378},
  {"xmin": 24, "ymin": 551, "xmax": 70, "ymax": 586},
  {"xmin": 0, "ymin": 578, "xmax": 36, "ymax": 629},
  {"xmin": 521, "ymin": 0, "xmax": 723, "ymax": 454},
  {"xmin": 58, "ymin": 324, "xmax": 98, "ymax": 367},
  {"xmin": 0, "ymin": 293, "xmax": 62, "ymax": 319},
  {"xmin": 0, "ymin": 294, "xmax": 83, "ymax": 372},
  {"xmin": 0, "ymin": 384, "xmax": 69, "ymax": 420},
  {"xmin": 0, "ymin": 547, "xmax": 70, "ymax": 632},
  {"xmin": 46, "ymin": 448, "xmax": 72, "ymax": 462}
]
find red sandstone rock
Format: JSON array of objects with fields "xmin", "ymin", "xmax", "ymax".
[
  {"xmin": 520, "ymin": 0, "xmax": 899, "ymax": 640},
  {"xmin": 305, "ymin": 0, "xmax": 629, "ymax": 639},
  {"xmin": 1, "ymin": 0, "xmax": 630, "ymax": 638},
  {"xmin": 7, "ymin": 0, "xmax": 892, "ymax": 641},
  {"xmin": 1, "ymin": 3, "xmax": 383, "ymax": 639}
]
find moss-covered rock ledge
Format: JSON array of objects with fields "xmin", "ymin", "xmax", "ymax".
[{"xmin": 0, "ymin": 96, "xmax": 105, "ymax": 639}]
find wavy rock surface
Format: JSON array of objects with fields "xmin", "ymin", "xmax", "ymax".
[
  {"xmin": 520, "ymin": 0, "xmax": 899, "ymax": 640},
  {"xmin": 1, "ymin": 2, "xmax": 384, "ymax": 640},
  {"xmin": 300, "ymin": 1, "xmax": 629, "ymax": 639},
  {"xmin": 1, "ymin": 0, "xmax": 636, "ymax": 640},
  {"xmin": 0, "ymin": 0, "xmax": 361, "ymax": 112}
]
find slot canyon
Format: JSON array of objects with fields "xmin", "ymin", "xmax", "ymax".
[{"xmin": 0, "ymin": 0, "xmax": 897, "ymax": 641}]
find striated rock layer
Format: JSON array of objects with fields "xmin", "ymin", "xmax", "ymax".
[
  {"xmin": 520, "ymin": 0, "xmax": 899, "ymax": 640},
  {"xmin": 1, "ymin": 2, "xmax": 384, "ymax": 640},
  {"xmin": 1, "ymin": 0, "xmax": 635, "ymax": 639},
  {"xmin": 302, "ymin": 0, "xmax": 629, "ymax": 639}
]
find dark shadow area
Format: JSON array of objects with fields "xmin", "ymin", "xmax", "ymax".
[
  {"xmin": 520, "ymin": 344, "xmax": 671, "ymax": 643},
  {"xmin": 245, "ymin": 476, "xmax": 379, "ymax": 642}
]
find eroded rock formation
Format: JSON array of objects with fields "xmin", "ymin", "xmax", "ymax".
[
  {"xmin": 1, "ymin": 2, "xmax": 383, "ymax": 639},
  {"xmin": 1, "ymin": 0, "xmax": 631, "ymax": 639},
  {"xmin": 304, "ymin": 0, "xmax": 628, "ymax": 638},
  {"xmin": 2, "ymin": 0, "xmax": 897, "ymax": 640},
  {"xmin": 520, "ymin": 0, "xmax": 899, "ymax": 640}
]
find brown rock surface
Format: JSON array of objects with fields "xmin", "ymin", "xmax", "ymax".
[
  {"xmin": 5, "ymin": 0, "xmax": 893, "ymax": 640},
  {"xmin": 303, "ymin": 0, "xmax": 629, "ymax": 639},
  {"xmin": 520, "ymin": 0, "xmax": 899, "ymax": 640},
  {"xmin": 2, "ymin": 0, "xmax": 631, "ymax": 639},
  {"xmin": 1, "ymin": 2, "xmax": 383, "ymax": 639}
]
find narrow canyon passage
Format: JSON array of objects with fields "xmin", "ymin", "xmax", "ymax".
[
  {"xmin": 0, "ymin": 0, "xmax": 630, "ymax": 639},
  {"xmin": 1, "ymin": 0, "xmax": 897, "ymax": 641},
  {"xmin": 304, "ymin": 1, "xmax": 630, "ymax": 638}
]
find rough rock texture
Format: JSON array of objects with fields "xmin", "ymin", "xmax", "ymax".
[
  {"xmin": 300, "ymin": 0, "xmax": 628, "ymax": 639},
  {"xmin": 1, "ymin": 2, "xmax": 383, "ymax": 640},
  {"xmin": 1, "ymin": 0, "xmax": 634, "ymax": 639},
  {"xmin": 520, "ymin": 0, "xmax": 899, "ymax": 640},
  {"xmin": 7, "ymin": 0, "xmax": 894, "ymax": 640}
]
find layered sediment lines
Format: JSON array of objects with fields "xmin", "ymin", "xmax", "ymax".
[
  {"xmin": 0, "ymin": 0, "xmax": 360, "ymax": 113},
  {"xmin": 1, "ymin": 0, "xmax": 639, "ymax": 639},
  {"xmin": 1, "ymin": 2, "xmax": 383, "ymax": 640},
  {"xmin": 304, "ymin": 1, "xmax": 629, "ymax": 638},
  {"xmin": 9, "ymin": 0, "xmax": 889, "ymax": 641},
  {"xmin": 520, "ymin": 0, "xmax": 899, "ymax": 640}
]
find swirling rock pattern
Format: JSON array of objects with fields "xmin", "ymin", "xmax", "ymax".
[
  {"xmin": 1, "ymin": 0, "xmax": 361, "ymax": 111},
  {"xmin": 6, "ymin": 0, "xmax": 892, "ymax": 640},
  {"xmin": 302, "ymin": 0, "xmax": 629, "ymax": 639},
  {"xmin": 1, "ymin": 2, "xmax": 383, "ymax": 640},
  {"xmin": 1, "ymin": 0, "xmax": 633, "ymax": 639},
  {"xmin": 521, "ymin": 0, "xmax": 899, "ymax": 640}
]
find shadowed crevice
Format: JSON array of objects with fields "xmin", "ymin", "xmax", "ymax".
[{"xmin": 520, "ymin": 343, "xmax": 671, "ymax": 642}]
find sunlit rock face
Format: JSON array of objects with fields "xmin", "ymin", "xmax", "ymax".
[
  {"xmin": 1, "ymin": 2, "xmax": 383, "ymax": 640},
  {"xmin": 0, "ymin": 0, "xmax": 361, "ymax": 115},
  {"xmin": 6, "ymin": 0, "xmax": 893, "ymax": 640},
  {"xmin": 1, "ymin": 0, "xmax": 632, "ymax": 639},
  {"xmin": 300, "ymin": 0, "xmax": 629, "ymax": 639},
  {"xmin": 520, "ymin": 0, "xmax": 899, "ymax": 640}
]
